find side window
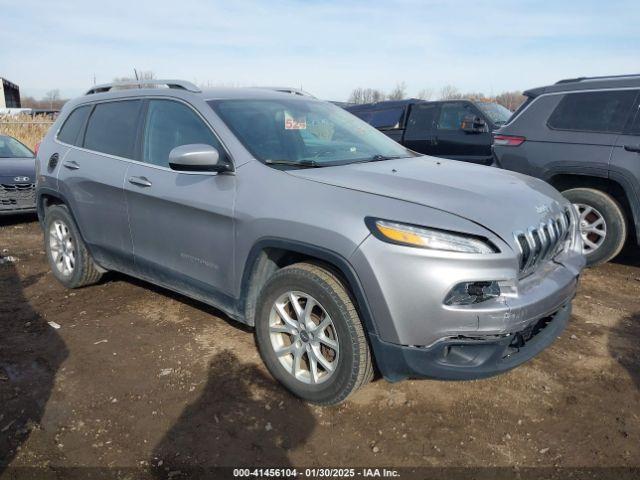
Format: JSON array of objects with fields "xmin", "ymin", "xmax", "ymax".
[
  {"xmin": 368, "ymin": 108, "xmax": 404, "ymax": 129},
  {"xmin": 631, "ymin": 107, "xmax": 640, "ymax": 135},
  {"xmin": 57, "ymin": 105, "xmax": 91, "ymax": 146},
  {"xmin": 84, "ymin": 100, "xmax": 142, "ymax": 158},
  {"xmin": 143, "ymin": 100, "xmax": 224, "ymax": 168},
  {"xmin": 436, "ymin": 103, "xmax": 472, "ymax": 131},
  {"xmin": 404, "ymin": 104, "xmax": 438, "ymax": 139},
  {"xmin": 548, "ymin": 90, "xmax": 638, "ymax": 133},
  {"xmin": 351, "ymin": 110, "xmax": 372, "ymax": 124}
]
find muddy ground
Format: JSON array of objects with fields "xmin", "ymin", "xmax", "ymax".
[{"xmin": 0, "ymin": 216, "xmax": 639, "ymax": 478}]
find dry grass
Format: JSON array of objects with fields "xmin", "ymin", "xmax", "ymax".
[{"xmin": 0, "ymin": 114, "xmax": 54, "ymax": 150}]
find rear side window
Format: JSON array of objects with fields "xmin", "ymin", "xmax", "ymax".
[
  {"xmin": 350, "ymin": 110, "xmax": 372, "ymax": 123},
  {"xmin": 84, "ymin": 100, "xmax": 142, "ymax": 158},
  {"xmin": 368, "ymin": 108, "xmax": 404, "ymax": 129},
  {"xmin": 547, "ymin": 90, "xmax": 637, "ymax": 133},
  {"xmin": 630, "ymin": 108, "xmax": 640, "ymax": 135},
  {"xmin": 57, "ymin": 105, "xmax": 91, "ymax": 145},
  {"xmin": 142, "ymin": 99, "xmax": 224, "ymax": 168},
  {"xmin": 404, "ymin": 103, "xmax": 438, "ymax": 139}
]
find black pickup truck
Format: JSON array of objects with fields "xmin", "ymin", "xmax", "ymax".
[{"xmin": 346, "ymin": 99, "xmax": 512, "ymax": 165}]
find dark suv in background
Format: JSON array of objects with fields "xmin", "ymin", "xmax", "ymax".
[
  {"xmin": 347, "ymin": 99, "xmax": 512, "ymax": 165},
  {"xmin": 493, "ymin": 74, "xmax": 640, "ymax": 266}
]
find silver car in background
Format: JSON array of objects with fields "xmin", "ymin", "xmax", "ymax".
[{"xmin": 35, "ymin": 80, "xmax": 585, "ymax": 404}]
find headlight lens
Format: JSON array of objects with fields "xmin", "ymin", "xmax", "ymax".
[{"xmin": 370, "ymin": 219, "xmax": 497, "ymax": 254}]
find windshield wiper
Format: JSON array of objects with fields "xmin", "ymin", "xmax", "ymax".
[
  {"xmin": 265, "ymin": 159, "xmax": 322, "ymax": 168},
  {"xmin": 355, "ymin": 154, "xmax": 409, "ymax": 163}
]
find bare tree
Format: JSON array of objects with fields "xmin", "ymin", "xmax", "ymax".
[
  {"xmin": 416, "ymin": 88, "xmax": 433, "ymax": 100},
  {"xmin": 495, "ymin": 91, "xmax": 526, "ymax": 111},
  {"xmin": 348, "ymin": 87, "xmax": 386, "ymax": 104},
  {"xmin": 387, "ymin": 82, "xmax": 407, "ymax": 101},
  {"xmin": 439, "ymin": 85, "xmax": 463, "ymax": 100},
  {"xmin": 44, "ymin": 89, "xmax": 60, "ymax": 110},
  {"xmin": 113, "ymin": 70, "xmax": 156, "ymax": 88}
]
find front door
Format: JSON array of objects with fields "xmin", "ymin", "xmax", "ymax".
[{"xmin": 124, "ymin": 98, "xmax": 236, "ymax": 304}]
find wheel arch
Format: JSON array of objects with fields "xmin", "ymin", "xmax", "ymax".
[
  {"xmin": 238, "ymin": 238, "xmax": 378, "ymax": 337},
  {"xmin": 36, "ymin": 188, "xmax": 96, "ymax": 252},
  {"xmin": 547, "ymin": 172, "xmax": 639, "ymax": 244}
]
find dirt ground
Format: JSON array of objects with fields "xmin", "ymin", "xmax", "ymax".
[{"xmin": 1, "ymin": 215, "xmax": 639, "ymax": 478}]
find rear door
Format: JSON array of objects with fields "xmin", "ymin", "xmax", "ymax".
[
  {"xmin": 56, "ymin": 100, "xmax": 141, "ymax": 271},
  {"xmin": 610, "ymin": 91, "xmax": 640, "ymax": 231},
  {"xmin": 432, "ymin": 101, "xmax": 492, "ymax": 164},
  {"xmin": 402, "ymin": 103, "xmax": 439, "ymax": 155},
  {"xmin": 124, "ymin": 98, "xmax": 236, "ymax": 304}
]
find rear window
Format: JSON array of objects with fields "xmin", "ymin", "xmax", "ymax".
[
  {"xmin": 83, "ymin": 100, "xmax": 142, "ymax": 158},
  {"xmin": 547, "ymin": 90, "xmax": 637, "ymax": 133},
  {"xmin": 57, "ymin": 105, "xmax": 91, "ymax": 145}
]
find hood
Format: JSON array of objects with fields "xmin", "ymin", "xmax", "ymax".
[
  {"xmin": 287, "ymin": 156, "xmax": 569, "ymax": 244},
  {"xmin": 0, "ymin": 158, "xmax": 36, "ymax": 183}
]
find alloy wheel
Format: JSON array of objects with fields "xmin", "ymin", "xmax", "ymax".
[
  {"xmin": 49, "ymin": 219, "xmax": 76, "ymax": 276},
  {"xmin": 269, "ymin": 291, "xmax": 339, "ymax": 384},
  {"xmin": 574, "ymin": 203, "xmax": 606, "ymax": 253}
]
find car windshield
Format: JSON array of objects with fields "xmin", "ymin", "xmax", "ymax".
[
  {"xmin": 0, "ymin": 136, "xmax": 34, "ymax": 158},
  {"xmin": 208, "ymin": 98, "xmax": 414, "ymax": 167},
  {"xmin": 476, "ymin": 102, "xmax": 513, "ymax": 126}
]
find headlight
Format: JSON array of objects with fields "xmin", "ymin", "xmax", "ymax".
[{"xmin": 367, "ymin": 219, "xmax": 497, "ymax": 254}]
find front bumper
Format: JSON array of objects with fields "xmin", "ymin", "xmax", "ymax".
[
  {"xmin": 0, "ymin": 183, "xmax": 36, "ymax": 215},
  {"xmin": 350, "ymin": 232, "xmax": 584, "ymax": 381},
  {"xmin": 369, "ymin": 302, "xmax": 571, "ymax": 381}
]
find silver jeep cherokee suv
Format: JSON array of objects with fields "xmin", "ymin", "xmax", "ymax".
[{"xmin": 36, "ymin": 80, "xmax": 585, "ymax": 404}]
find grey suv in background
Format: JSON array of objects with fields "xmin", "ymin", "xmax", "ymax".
[
  {"xmin": 36, "ymin": 80, "xmax": 585, "ymax": 404},
  {"xmin": 494, "ymin": 74, "xmax": 640, "ymax": 266}
]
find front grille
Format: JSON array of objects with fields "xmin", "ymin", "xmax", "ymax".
[
  {"xmin": 0, "ymin": 183, "xmax": 36, "ymax": 210},
  {"xmin": 514, "ymin": 209, "xmax": 573, "ymax": 276}
]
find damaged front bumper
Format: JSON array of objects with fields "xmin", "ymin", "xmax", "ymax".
[
  {"xmin": 369, "ymin": 301, "xmax": 571, "ymax": 381},
  {"xmin": 351, "ymin": 233, "xmax": 584, "ymax": 382}
]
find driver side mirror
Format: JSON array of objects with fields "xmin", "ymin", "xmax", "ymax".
[
  {"xmin": 168, "ymin": 144, "xmax": 229, "ymax": 172},
  {"xmin": 460, "ymin": 114, "xmax": 487, "ymax": 134}
]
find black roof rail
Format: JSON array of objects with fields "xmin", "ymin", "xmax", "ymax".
[
  {"xmin": 555, "ymin": 73, "xmax": 640, "ymax": 85},
  {"xmin": 85, "ymin": 79, "xmax": 201, "ymax": 95}
]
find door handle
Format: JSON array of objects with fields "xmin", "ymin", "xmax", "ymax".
[
  {"xmin": 62, "ymin": 160, "xmax": 80, "ymax": 170},
  {"xmin": 128, "ymin": 176, "xmax": 152, "ymax": 187},
  {"xmin": 623, "ymin": 144, "xmax": 640, "ymax": 153}
]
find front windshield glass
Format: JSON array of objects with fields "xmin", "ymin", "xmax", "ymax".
[
  {"xmin": 476, "ymin": 102, "xmax": 513, "ymax": 126},
  {"xmin": 0, "ymin": 136, "xmax": 34, "ymax": 158},
  {"xmin": 209, "ymin": 98, "xmax": 413, "ymax": 167}
]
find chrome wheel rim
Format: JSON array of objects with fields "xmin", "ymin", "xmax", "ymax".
[
  {"xmin": 574, "ymin": 203, "xmax": 606, "ymax": 253},
  {"xmin": 49, "ymin": 219, "xmax": 76, "ymax": 276},
  {"xmin": 269, "ymin": 291, "xmax": 339, "ymax": 384}
]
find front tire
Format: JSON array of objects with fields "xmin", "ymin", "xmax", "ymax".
[
  {"xmin": 255, "ymin": 263, "xmax": 373, "ymax": 405},
  {"xmin": 562, "ymin": 188, "xmax": 627, "ymax": 266},
  {"xmin": 44, "ymin": 205, "xmax": 103, "ymax": 288}
]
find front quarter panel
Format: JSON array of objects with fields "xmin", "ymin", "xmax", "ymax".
[{"xmin": 233, "ymin": 160, "xmax": 509, "ymax": 339}]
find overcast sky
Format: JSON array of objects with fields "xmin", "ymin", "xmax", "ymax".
[{"xmin": 2, "ymin": 0, "xmax": 639, "ymax": 101}]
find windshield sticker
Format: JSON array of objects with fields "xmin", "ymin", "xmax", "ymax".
[{"xmin": 284, "ymin": 111, "xmax": 307, "ymax": 130}]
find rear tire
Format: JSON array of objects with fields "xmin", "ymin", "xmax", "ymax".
[
  {"xmin": 562, "ymin": 188, "xmax": 626, "ymax": 266},
  {"xmin": 44, "ymin": 205, "xmax": 103, "ymax": 288},
  {"xmin": 255, "ymin": 263, "xmax": 373, "ymax": 405}
]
